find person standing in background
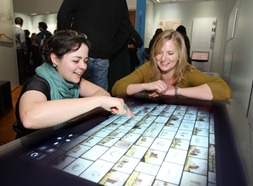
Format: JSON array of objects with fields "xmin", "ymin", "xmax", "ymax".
[
  {"xmin": 36, "ymin": 22, "xmax": 53, "ymax": 61},
  {"xmin": 57, "ymin": 0, "xmax": 131, "ymax": 91},
  {"xmin": 24, "ymin": 29, "xmax": 32, "ymax": 77},
  {"xmin": 142, "ymin": 28, "xmax": 163, "ymax": 61},
  {"xmin": 30, "ymin": 33, "xmax": 43, "ymax": 73},
  {"xmin": 14, "ymin": 17, "xmax": 27, "ymax": 85},
  {"xmin": 176, "ymin": 25, "xmax": 192, "ymax": 64},
  {"xmin": 36, "ymin": 22, "xmax": 53, "ymax": 47},
  {"xmin": 148, "ymin": 28, "xmax": 163, "ymax": 55},
  {"xmin": 128, "ymin": 25, "xmax": 143, "ymax": 72},
  {"xmin": 108, "ymin": 26, "xmax": 140, "ymax": 94}
]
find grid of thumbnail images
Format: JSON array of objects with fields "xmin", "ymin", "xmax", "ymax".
[{"xmin": 25, "ymin": 103, "xmax": 216, "ymax": 186}]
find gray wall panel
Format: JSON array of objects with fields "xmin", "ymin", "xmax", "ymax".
[{"xmin": 229, "ymin": 0, "xmax": 253, "ymax": 116}]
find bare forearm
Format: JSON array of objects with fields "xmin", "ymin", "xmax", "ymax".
[
  {"xmin": 20, "ymin": 97, "xmax": 105, "ymax": 129},
  {"xmin": 126, "ymin": 83, "xmax": 146, "ymax": 95},
  {"xmin": 91, "ymin": 89, "xmax": 110, "ymax": 97},
  {"xmin": 174, "ymin": 84, "xmax": 213, "ymax": 100}
]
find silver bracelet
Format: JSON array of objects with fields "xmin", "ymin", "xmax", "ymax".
[{"xmin": 175, "ymin": 87, "xmax": 179, "ymax": 96}]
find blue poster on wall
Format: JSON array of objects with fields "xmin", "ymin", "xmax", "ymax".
[{"xmin": 135, "ymin": 0, "xmax": 146, "ymax": 65}]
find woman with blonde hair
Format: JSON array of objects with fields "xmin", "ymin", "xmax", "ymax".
[{"xmin": 112, "ymin": 29, "xmax": 232, "ymax": 101}]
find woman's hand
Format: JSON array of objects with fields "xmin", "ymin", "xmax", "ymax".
[
  {"xmin": 148, "ymin": 85, "xmax": 175, "ymax": 98},
  {"xmin": 100, "ymin": 97, "xmax": 135, "ymax": 117},
  {"xmin": 126, "ymin": 80, "xmax": 167, "ymax": 97},
  {"xmin": 163, "ymin": 85, "xmax": 176, "ymax": 96},
  {"xmin": 146, "ymin": 80, "xmax": 168, "ymax": 98},
  {"xmin": 145, "ymin": 80, "xmax": 167, "ymax": 93}
]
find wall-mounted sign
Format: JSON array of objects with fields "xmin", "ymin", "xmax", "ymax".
[{"xmin": 158, "ymin": 19, "xmax": 182, "ymax": 31}]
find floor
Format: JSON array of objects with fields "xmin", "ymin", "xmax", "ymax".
[{"xmin": 0, "ymin": 86, "xmax": 22, "ymax": 146}]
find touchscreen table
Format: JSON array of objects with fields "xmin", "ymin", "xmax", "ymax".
[{"xmin": 22, "ymin": 102, "xmax": 216, "ymax": 185}]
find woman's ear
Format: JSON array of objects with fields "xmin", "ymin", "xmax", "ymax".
[{"xmin": 50, "ymin": 53, "xmax": 58, "ymax": 65}]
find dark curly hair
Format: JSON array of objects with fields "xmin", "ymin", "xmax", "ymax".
[
  {"xmin": 38, "ymin": 22, "xmax": 48, "ymax": 30},
  {"xmin": 43, "ymin": 29, "xmax": 91, "ymax": 65}
]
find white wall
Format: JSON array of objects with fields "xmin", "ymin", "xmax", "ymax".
[
  {"xmin": 13, "ymin": 0, "xmax": 63, "ymax": 15},
  {"xmin": 0, "ymin": 42, "xmax": 19, "ymax": 89},
  {"xmin": 127, "ymin": 0, "xmax": 137, "ymax": 10},
  {"xmin": 32, "ymin": 14, "xmax": 57, "ymax": 34},
  {"xmin": 0, "ymin": 0, "xmax": 19, "ymax": 89}
]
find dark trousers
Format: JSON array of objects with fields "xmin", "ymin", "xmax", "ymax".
[
  {"xmin": 108, "ymin": 46, "xmax": 131, "ymax": 94},
  {"xmin": 16, "ymin": 49, "xmax": 26, "ymax": 84}
]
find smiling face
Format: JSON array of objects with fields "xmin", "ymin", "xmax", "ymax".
[
  {"xmin": 155, "ymin": 39, "xmax": 179, "ymax": 74},
  {"xmin": 51, "ymin": 43, "xmax": 89, "ymax": 83}
]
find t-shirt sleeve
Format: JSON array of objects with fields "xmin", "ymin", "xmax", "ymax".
[{"xmin": 23, "ymin": 75, "xmax": 51, "ymax": 100}]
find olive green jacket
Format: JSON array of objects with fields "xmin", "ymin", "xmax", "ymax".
[{"xmin": 112, "ymin": 61, "xmax": 232, "ymax": 101}]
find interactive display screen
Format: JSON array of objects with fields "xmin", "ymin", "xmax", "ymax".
[{"xmin": 23, "ymin": 102, "xmax": 216, "ymax": 185}]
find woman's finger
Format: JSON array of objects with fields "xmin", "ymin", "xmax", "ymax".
[{"xmin": 110, "ymin": 103, "xmax": 135, "ymax": 117}]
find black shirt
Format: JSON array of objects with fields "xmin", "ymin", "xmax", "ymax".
[
  {"xmin": 14, "ymin": 75, "xmax": 50, "ymax": 138},
  {"xmin": 57, "ymin": 0, "xmax": 131, "ymax": 59}
]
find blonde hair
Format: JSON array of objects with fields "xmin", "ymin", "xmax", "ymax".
[{"xmin": 149, "ymin": 29, "xmax": 190, "ymax": 83}]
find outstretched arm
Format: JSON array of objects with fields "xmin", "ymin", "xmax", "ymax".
[
  {"xmin": 159, "ymin": 84, "xmax": 214, "ymax": 100},
  {"xmin": 19, "ymin": 80, "xmax": 134, "ymax": 130}
]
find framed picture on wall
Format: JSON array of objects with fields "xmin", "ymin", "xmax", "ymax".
[
  {"xmin": 158, "ymin": 19, "xmax": 182, "ymax": 31},
  {"xmin": 0, "ymin": 0, "xmax": 14, "ymax": 43}
]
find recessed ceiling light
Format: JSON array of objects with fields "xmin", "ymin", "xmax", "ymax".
[{"xmin": 30, "ymin": 13, "xmax": 37, "ymax": 16}]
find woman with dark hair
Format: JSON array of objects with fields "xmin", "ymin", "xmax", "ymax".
[
  {"xmin": 112, "ymin": 30, "xmax": 232, "ymax": 101},
  {"xmin": 14, "ymin": 30, "xmax": 134, "ymax": 138}
]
